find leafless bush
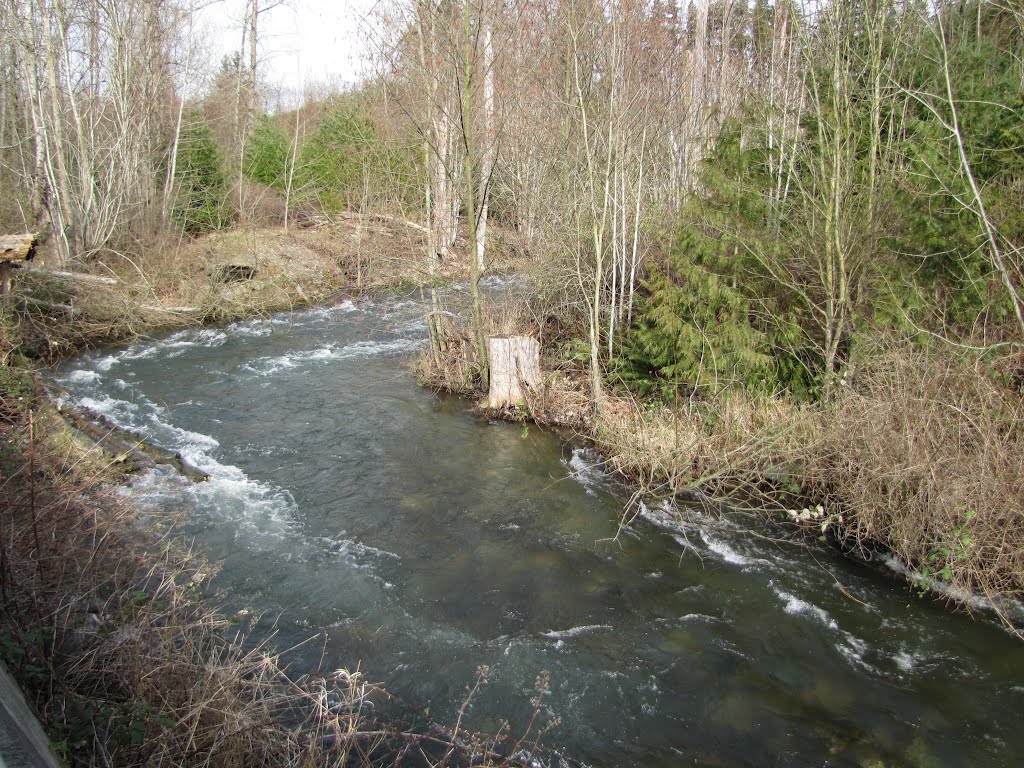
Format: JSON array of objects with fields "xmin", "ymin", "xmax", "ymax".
[
  {"xmin": 820, "ymin": 349, "xmax": 1024, "ymax": 601},
  {"xmin": 413, "ymin": 312, "xmax": 478, "ymax": 396}
]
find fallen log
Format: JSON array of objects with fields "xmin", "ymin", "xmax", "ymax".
[
  {"xmin": 25, "ymin": 266, "xmax": 118, "ymax": 285},
  {"xmin": 18, "ymin": 296, "xmax": 79, "ymax": 315},
  {"xmin": 335, "ymin": 211, "xmax": 430, "ymax": 234},
  {"xmin": 213, "ymin": 264, "xmax": 256, "ymax": 283},
  {"xmin": 53, "ymin": 398, "xmax": 209, "ymax": 483},
  {"xmin": 140, "ymin": 305, "xmax": 202, "ymax": 314}
]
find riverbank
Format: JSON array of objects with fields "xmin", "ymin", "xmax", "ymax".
[
  {"xmin": 0, "ymin": 220, "xmax": 533, "ymax": 767},
  {"xmin": 415, "ymin": 273, "xmax": 1024, "ymax": 638}
]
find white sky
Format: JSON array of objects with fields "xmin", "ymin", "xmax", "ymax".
[{"xmin": 198, "ymin": 0, "xmax": 381, "ymax": 92}]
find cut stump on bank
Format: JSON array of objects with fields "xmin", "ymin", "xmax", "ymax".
[{"xmin": 486, "ymin": 335, "xmax": 541, "ymax": 409}]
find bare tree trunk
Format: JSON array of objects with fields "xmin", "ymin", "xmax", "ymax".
[
  {"xmin": 474, "ymin": 9, "xmax": 496, "ymax": 275},
  {"xmin": 462, "ymin": 0, "xmax": 487, "ymax": 390}
]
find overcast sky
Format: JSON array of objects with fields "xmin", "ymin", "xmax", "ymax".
[{"xmin": 198, "ymin": 0, "xmax": 381, "ymax": 92}]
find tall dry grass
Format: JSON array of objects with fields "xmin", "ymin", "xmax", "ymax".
[{"xmin": 819, "ymin": 350, "xmax": 1024, "ymax": 604}]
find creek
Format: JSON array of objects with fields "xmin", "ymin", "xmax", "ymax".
[{"xmin": 51, "ymin": 286, "xmax": 1024, "ymax": 767}]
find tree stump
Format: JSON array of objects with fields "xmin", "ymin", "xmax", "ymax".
[{"xmin": 486, "ymin": 335, "xmax": 541, "ymax": 409}]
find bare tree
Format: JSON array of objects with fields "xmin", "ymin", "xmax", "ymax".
[{"xmin": 2, "ymin": 0, "xmax": 189, "ymax": 264}]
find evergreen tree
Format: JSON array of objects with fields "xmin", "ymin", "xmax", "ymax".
[
  {"xmin": 244, "ymin": 116, "xmax": 292, "ymax": 190},
  {"xmin": 621, "ymin": 226, "xmax": 778, "ymax": 399},
  {"xmin": 171, "ymin": 121, "xmax": 232, "ymax": 235}
]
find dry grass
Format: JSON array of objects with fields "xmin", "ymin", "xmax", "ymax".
[
  {"xmin": 591, "ymin": 389, "xmax": 823, "ymax": 499},
  {"xmin": 818, "ymin": 350, "xmax": 1024, "ymax": 604}
]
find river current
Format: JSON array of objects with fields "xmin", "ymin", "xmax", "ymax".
[{"xmin": 51, "ymin": 288, "xmax": 1024, "ymax": 767}]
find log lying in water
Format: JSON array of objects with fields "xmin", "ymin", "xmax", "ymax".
[{"xmin": 54, "ymin": 398, "xmax": 210, "ymax": 483}]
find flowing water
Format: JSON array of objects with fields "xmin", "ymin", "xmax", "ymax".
[{"xmin": 51, "ymin": 288, "xmax": 1024, "ymax": 767}]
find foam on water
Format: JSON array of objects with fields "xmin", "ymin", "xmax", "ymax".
[
  {"xmin": 79, "ymin": 394, "xmax": 141, "ymax": 422},
  {"xmin": 542, "ymin": 624, "xmax": 613, "ymax": 640},
  {"xmin": 894, "ymin": 649, "xmax": 918, "ymax": 673},
  {"xmin": 640, "ymin": 500, "xmax": 770, "ymax": 570},
  {"xmin": 771, "ymin": 583, "xmax": 876, "ymax": 673},
  {"xmin": 564, "ymin": 448, "xmax": 606, "ymax": 496},
  {"xmin": 67, "ymin": 373, "xmax": 300, "ymax": 542},
  {"xmin": 228, "ymin": 319, "xmax": 274, "ymax": 337},
  {"xmin": 243, "ymin": 338, "xmax": 423, "ymax": 378},
  {"xmin": 699, "ymin": 529, "xmax": 761, "ymax": 567},
  {"xmin": 315, "ymin": 534, "xmax": 401, "ymax": 563},
  {"xmin": 62, "ymin": 369, "xmax": 101, "ymax": 384},
  {"xmin": 119, "ymin": 344, "xmax": 160, "ymax": 361},
  {"xmin": 776, "ymin": 588, "xmax": 838, "ymax": 629},
  {"xmin": 680, "ymin": 613, "xmax": 720, "ymax": 623},
  {"xmin": 149, "ymin": 417, "xmax": 220, "ymax": 452},
  {"xmin": 130, "ymin": 441, "xmax": 300, "ymax": 540}
]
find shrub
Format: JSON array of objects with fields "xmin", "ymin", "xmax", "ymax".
[
  {"xmin": 619, "ymin": 227, "xmax": 778, "ymax": 399},
  {"xmin": 244, "ymin": 116, "xmax": 292, "ymax": 190},
  {"xmin": 171, "ymin": 121, "xmax": 232, "ymax": 235}
]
